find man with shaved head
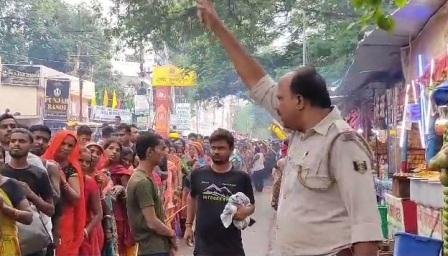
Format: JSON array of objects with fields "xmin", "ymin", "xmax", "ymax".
[{"xmin": 196, "ymin": 1, "xmax": 382, "ymax": 256}]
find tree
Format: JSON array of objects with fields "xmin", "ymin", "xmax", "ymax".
[
  {"xmin": 233, "ymin": 103, "xmax": 273, "ymax": 140},
  {"xmin": 0, "ymin": 0, "xmax": 122, "ymax": 104},
  {"xmin": 111, "ymin": 0, "xmax": 363, "ymax": 102},
  {"xmin": 350, "ymin": 0, "xmax": 409, "ymax": 31}
]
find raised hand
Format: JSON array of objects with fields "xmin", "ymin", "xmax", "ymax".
[{"xmin": 196, "ymin": 0, "xmax": 221, "ymax": 30}]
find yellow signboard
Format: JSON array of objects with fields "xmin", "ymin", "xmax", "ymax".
[{"xmin": 152, "ymin": 65, "xmax": 197, "ymax": 87}]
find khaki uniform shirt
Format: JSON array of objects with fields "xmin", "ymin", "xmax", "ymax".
[{"xmin": 251, "ymin": 75, "xmax": 382, "ymax": 256}]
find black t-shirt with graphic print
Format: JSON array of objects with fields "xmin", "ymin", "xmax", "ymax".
[{"xmin": 190, "ymin": 166, "xmax": 255, "ymax": 256}]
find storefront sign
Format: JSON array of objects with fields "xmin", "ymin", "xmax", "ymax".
[
  {"xmin": 1, "ymin": 65, "xmax": 40, "ymax": 87},
  {"xmin": 417, "ymin": 204, "xmax": 443, "ymax": 239},
  {"xmin": 44, "ymin": 79, "xmax": 70, "ymax": 120},
  {"xmin": 90, "ymin": 106, "xmax": 132, "ymax": 124},
  {"xmin": 152, "ymin": 65, "xmax": 197, "ymax": 87},
  {"xmin": 173, "ymin": 103, "xmax": 191, "ymax": 131}
]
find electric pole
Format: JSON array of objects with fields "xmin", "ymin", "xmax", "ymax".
[
  {"xmin": 76, "ymin": 44, "xmax": 84, "ymax": 121},
  {"xmin": 302, "ymin": 11, "xmax": 307, "ymax": 66}
]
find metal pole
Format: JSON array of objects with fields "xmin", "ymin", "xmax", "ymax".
[
  {"xmin": 79, "ymin": 79, "xmax": 83, "ymax": 121},
  {"xmin": 302, "ymin": 11, "xmax": 307, "ymax": 66},
  {"xmin": 196, "ymin": 102, "xmax": 199, "ymax": 134}
]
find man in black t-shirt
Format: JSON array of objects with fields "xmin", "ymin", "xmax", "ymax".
[
  {"xmin": 1, "ymin": 164, "xmax": 54, "ymax": 209},
  {"xmin": 0, "ymin": 128, "xmax": 54, "ymax": 217},
  {"xmin": 185, "ymin": 129, "xmax": 255, "ymax": 256}
]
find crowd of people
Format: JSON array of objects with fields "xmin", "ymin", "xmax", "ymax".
[{"xmin": 0, "ymin": 112, "xmax": 284, "ymax": 256}]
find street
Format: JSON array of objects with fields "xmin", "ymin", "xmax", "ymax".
[{"xmin": 177, "ymin": 185, "xmax": 276, "ymax": 256}]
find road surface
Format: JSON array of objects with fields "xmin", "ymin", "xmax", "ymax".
[{"xmin": 177, "ymin": 185, "xmax": 276, "ymax": 256}]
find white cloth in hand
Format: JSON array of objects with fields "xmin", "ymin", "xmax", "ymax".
[{"xmin": 220, "ymin": 192, "xmax": 251, "ymax": 230}]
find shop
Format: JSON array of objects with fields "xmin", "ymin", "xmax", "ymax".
[
  {"xmin": 338, "ymin": 0, "xmax": 448, "ymax": 254},
  {"xmin": 0, "ymin": 64, "xmax": 43, "ymax": 125},
  {"xmin": 0, "ymin": 63, "xmax": 95, "ymax": 127},
  {"xmin": 397, "ymin": 0, "xmax": 448, "ymax": 252}
]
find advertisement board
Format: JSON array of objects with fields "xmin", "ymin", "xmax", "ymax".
[
  {"xmin": 152, "ymin": 65, "xmax": 197, "ymax": 87},
  {"xmin": 173, "ymin": 103, "xmax": 191, "ymax": 131},
  {"xmin": 90, "ymin": 106, "xmax": 132, "ymax": 124},
  {"xmin": 44, "ymin": 79, "xmax": 70, "ymax": 120},
  {"xmin": 1, "ymin": 65, "xmax": 40, "ymax": 87}
]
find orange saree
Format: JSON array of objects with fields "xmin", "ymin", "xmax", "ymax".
[{"xmin": 43, "ymin": 131, "xmax": 86, "ymax": 256}]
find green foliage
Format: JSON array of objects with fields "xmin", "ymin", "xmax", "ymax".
[
  {"xmin": 349, "ymin": 0, "xmax": 409, "ymax": 31},
  {"xmin": 0, "ymin": 0, "xmax": 121, "ymax": 103},
  {"xmin": 112, "ymin": 0, "xmax": 362, "ymax": 101},
  {"xmin": 233, "ymin": 103, "xmax": 272, "ymax": 140}
]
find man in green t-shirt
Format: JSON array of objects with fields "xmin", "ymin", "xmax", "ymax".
[{"xmin": 126, "ymin": 132, "xmax": 177, "ymax": 256}]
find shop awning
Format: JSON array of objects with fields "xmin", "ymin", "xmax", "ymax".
[{"xmin": 337, "ymin": 0, "xmax": 446, "ymax": 95}]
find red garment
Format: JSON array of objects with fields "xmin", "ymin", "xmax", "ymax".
[
  {"xmin": 96, "ymin": 154, "xmax": 108, "ymax": 170},
  {"xmin": 109, "ymin": 164, "xmax": 133, "ymax": 177},
  {"xmin": 79, "ymin": 177, "xmax": 104, "ymax": 256},
  {"xmin": 152, "ymin": 170, "xmax": 163, "ymax": 188},
  {"xmin": 43, "ymin": 131, "xmax": 86, "ymax": 256},
  {"xmin": 109, "ymin": 164, "xmax": 135, "ymax": 253},
  {"xmin": 164, "ymin": 160, "xmax": 175, "ymax": 214}
]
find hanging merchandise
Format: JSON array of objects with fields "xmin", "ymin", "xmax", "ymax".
[
  {"xmin": 345, "ymin": 108, "xmax": 361, "ymax": 129},
  {"xmin": 378, "ymin": 130, "xmax": 388, "ymax": 143},
  {"xmin": 427, "ymin": 112, "xmax": 443, "ymax": 161},
  {"xmin": 409, "ymin": 104, "xmax": 422, "ymax": 122}
]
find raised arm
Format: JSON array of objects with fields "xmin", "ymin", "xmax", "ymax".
[
  {"xmin": 197, "ymin": 0, "xmax": 267, "ymax": 89},
  {"xmin": 197, "ymin": 0, "xmax": 281, "ymax": 122}
]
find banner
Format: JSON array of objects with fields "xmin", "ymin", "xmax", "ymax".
[
  {"xmin": 152, "ymin": 65, "xmax": 197, "ymax": 87},
  {"xmin": 44, "ymin": 79, "xmax": 70, "ymax": 120},
  {"xmin": 154, "ymin": 87, "xmax": 171, "ymax": 137},
  {"xmin": 1, "ymin": 65, "xmax": 40, "ymax": 87},
  {"xmin": 90, "ymin": 106, "xmax": 132, "ymax": 124},
  {"xmin": 173, "ymin": 103, "xmax": 191, "ymax": 131},
  {"xmin": 134, "ymin": 95, "xmax": 150, "ymax": 115}
]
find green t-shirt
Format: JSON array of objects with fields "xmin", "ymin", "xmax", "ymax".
[{"xmin": 126, "ymin": 169, "xmax": 170, "ymax": 255}]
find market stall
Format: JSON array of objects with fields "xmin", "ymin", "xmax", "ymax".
[{"xmin": 389, "ymin": 44, "xmax": 448, "ymax": 256}]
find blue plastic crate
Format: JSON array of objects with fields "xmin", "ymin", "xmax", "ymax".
[{"xmin": 394, "ymin": 232, "xmax": 442, "ymax": 256}]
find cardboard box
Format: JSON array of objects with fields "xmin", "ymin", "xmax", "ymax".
[
  {"xmin": 385, "ymin": 193, "xmax": 417, "ymax": 235},
  {"xmin": 416, "ymin": 204, "xmax": 443, "ymax": 239}
]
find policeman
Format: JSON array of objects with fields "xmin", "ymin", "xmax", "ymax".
[{"xmin": 196, "ymin": 1, "xmax": 382, "ymax": 255}]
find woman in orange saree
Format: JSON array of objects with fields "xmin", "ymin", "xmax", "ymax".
[
  {"xmin": 42, "ymin": 131, "xmax": 86, "ymax": 256},
  {"xmin": 165, "ymin": 142, "xmax": 182, "ymax": 228}
]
